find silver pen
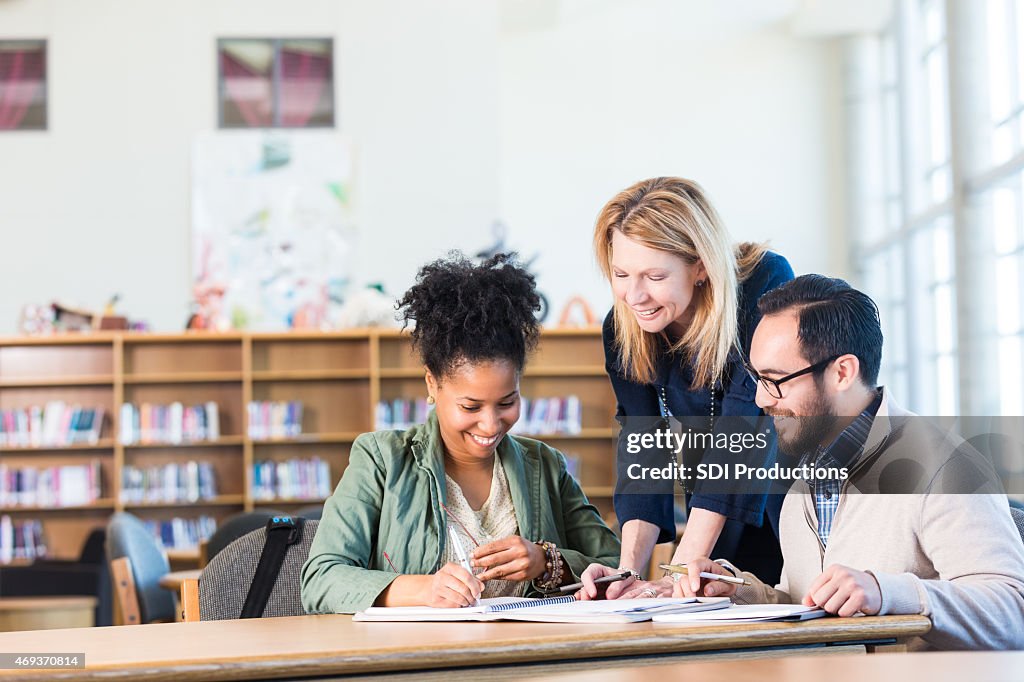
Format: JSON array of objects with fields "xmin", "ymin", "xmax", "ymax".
[{"xmin": 447, "ymin": 524, "xmax": 478, "ymax": 605}]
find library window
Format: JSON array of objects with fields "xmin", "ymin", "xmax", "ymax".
[
  {"xmin": 850, "ymin": 0, "xmax": 1024, "ymax": 415},
  {"xmin": 0, "ymin": 40, "xmax": 46, "ymax": 131},
  {"xmin": 218, "ymin": 38, "xmax": 334, "ymax": 128}
]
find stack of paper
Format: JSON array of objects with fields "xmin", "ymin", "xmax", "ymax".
[
  {"xmin": 354, "ymin": 596, "xmax": 731, "ymax": 623},
  {"xmin": 652, "ymin": 603, "xmax": 827, "ymax": 623}
]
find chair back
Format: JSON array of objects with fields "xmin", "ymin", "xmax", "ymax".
[
  {"xmin": 1011, "ymin": 506, "xmax": 1024, "ymax": 545},
  {"xmin": 105, "ymin": 512, "xmax": 175, "ymax": 624},
  {"xmin": 204, "ymin": 510, "xmax": 283, "ymax": 564},
  {"xmin": 199, "ymin": 518, "xmax": 318, "ymax": 620}
]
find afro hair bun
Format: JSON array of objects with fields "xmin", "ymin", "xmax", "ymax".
[{"xmin": 396, "ymin": 252, "xmax": 541, "ymax": 378}]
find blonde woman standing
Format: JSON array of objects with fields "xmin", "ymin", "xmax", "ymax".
[{"xmin": 580, "ymin": 177, "xmax": 793, "ymax": 600}]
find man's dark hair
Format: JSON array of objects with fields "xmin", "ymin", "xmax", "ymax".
[
  {"xmin": 757, "ymin": 274, "xmax": 883, "ymax": 387},
  {"xmin": 396, "ymin": 252, "xmax": 541, "ymax": 379}
]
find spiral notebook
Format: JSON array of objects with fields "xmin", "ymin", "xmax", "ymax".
[{"xmin": 353, "ymin": 596, "xmax": 731, "ymax": 623}]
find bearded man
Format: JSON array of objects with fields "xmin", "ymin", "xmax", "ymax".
[{"xmin": 677, "ymin": 274, "xmax": 1024, "ymax": 651}]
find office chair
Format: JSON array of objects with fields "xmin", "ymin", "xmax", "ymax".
[
  {"xmin": 1010, "ymin": 506, "xmax": 1024, "ymax": 546},
  {"xmin": 191, "ymin": 518, "xmax": 318, "ymax": 620},
  {"xmin": 293, "ymin": 503, "xmax": 324, "ymax": 521},
  {"xmin": 203, "ymin": 510, "xmax": 284, "ymax": 565},
  {"xmin": 105, "ymin": 512, "xmax": 175, "ymax": 624}
]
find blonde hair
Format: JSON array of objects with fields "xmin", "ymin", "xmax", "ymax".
[{"xmin": 593, "ymin": 177, "xmax": 767, "ymax": 389}]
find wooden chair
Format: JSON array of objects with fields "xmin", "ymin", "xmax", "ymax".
[
  {"xmin": 180, "ymin": 578, "xmax": 200, "ymax": 622},
  {"xmin": 105, "ymin": 513, "xmax": 175, "ymax": 625},
  {"xmin": 647, "ymin": 542, "xmax": 675, "ymax": 581},
  {"xmin": 110, "ymin": 557, "xmax": 142, "ymax": 626}
]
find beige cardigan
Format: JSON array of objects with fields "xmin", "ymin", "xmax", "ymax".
[{"xmin": 728, "ymin": 390, "xmax": 1024, "ymax": 650}]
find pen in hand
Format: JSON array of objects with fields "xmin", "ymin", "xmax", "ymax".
[
  {"xmin": 447, "ymin": 525, "xmax": 480, "ymax": 606},
  {"xmin": 659, "ymin": 563, "xmax": 750, "ymax": 586},
  {"xmin": 555, "ymin": 570, "xmax": 635, "ymax": 596}
]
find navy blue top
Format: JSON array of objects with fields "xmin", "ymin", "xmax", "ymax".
[{"xmin": 606, "ymin": 251, "xmax": 795, "ymax": 544}]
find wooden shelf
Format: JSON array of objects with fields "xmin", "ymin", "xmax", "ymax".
[
  {"xmin": 0, "ymin": 499, "xmax": 116, "ymax": 513},
  {"xmin": 122, "ymin": 495, "xmax": 245, "ymax": 509},
  {"xmin": 123, "ymin": 372, "xmax": 243, "ymax": 384},
  {"xmin": 0, "ymin": 439, "xmax": 116, "ymax": 453},
  {"xmin": 250, "ymin": 432, "xmax": 362, "ymax": 445},
  {"xmin": 378, "ymin": 368, "xmax": 424, "ymax": 379},
  {"xmin": 0, "ymin": 374, "xmax": 114, "ymax": 387},
  {"xmin": 252, "ymin": 370, "xmax": 370, "ymax": 381},
  {"xmin": 0, "ymin": 330, "xmax": 615, "ymax": 556},
  {"xmin": 165, "ymin": 548, "xmax": 200, "ymax": 562},
  {"xmin": 123, "ymin": 436, "xmax": 245, "ymax": 449},
  {"xmin": 252, "ymin": 497, "xmax": 327, "ymax": 506}
]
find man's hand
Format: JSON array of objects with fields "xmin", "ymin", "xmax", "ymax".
[
  {"xmin": 578, "ymin": 563, "xmax": 637, "ymax": 600},
  {"xmin": 669, "ymin": 558, "xmax": 738, "ymax": 598},
  {"xmin": 802, "ymin": 564, "xmax": 882, "ymax": 617}
]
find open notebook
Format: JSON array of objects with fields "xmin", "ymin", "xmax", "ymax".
[
  {"xmin": 652, "ymin": 603, "xmax": 828, "ymax": 623},
  {"xmin": 354, "ymin": 596, "xmax": 731, "ymax": 623}
]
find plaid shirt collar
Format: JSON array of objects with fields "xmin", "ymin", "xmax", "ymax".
[{"xmin": 799, "ymin": 389, "xmax": 883, "ymax": 471}]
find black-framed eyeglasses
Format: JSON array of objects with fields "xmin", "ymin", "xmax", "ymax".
[{"xmin": 744, "ymin": 355, "xmax": 841, "ymax": 399}]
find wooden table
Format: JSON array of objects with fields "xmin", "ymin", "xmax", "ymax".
[
  {"xmin": 0, "ymin": 613, "xmax": 929, "ymax": 681},
  {"xmin": 521, "ymin": 650, "xmax": 1024, "ymax": 682},
  {"xmin": 157, "ymin": 569, "xmax": 201, "ymax": 592},
  {"xmin": 0, "ymin": 597, "xmax": 96, "ymax": 632}
]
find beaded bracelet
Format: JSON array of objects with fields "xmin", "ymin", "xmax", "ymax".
[{"xmin": 532, "ymin": 540, "xmax": 565, "ymax": 591}]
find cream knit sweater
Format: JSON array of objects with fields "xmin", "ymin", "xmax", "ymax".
[{"xmin": 729, "ymin": 390, "xmax": 1024, "ymax": 650}]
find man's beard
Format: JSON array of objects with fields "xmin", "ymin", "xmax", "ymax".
[{"xmin": 769, "ymin": 390, "xmax": 838, "ymax": 457}]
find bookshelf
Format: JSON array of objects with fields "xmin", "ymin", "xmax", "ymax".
[{"xmin": 0, "ymin": 328, "xmax": 616, "ymax": 561}]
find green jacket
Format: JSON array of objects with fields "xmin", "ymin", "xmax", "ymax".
[{"xmin": 301, "ymin": 413, "xmax": 621, "ymax": 614}]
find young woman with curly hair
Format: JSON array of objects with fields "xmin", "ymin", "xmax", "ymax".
[{"xmin": 301, "ymin": 253, "xmax": 620, "ymax": 613}]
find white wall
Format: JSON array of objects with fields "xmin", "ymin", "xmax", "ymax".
[
  {"xmin": 498, "ymin": 2, "xmax": 847, "ymax": 321},
  {"xmin": 0, "ymin": 0, "xmax": 843, "ymax": 334},
  {"xmin": 0, "ymin": 0, "xmax": 501, "ymax": 332}
]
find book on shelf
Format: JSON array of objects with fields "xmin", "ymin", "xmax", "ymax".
[
  {"xmin": 509, "ymin": 396, "xmax": 582, "ymax": 436},
  {"xmin": 247, "ymin": 401, "xmax": 303, "ymax": 440},
  {"xmin": 251, "ymin": 457, "xmax": 331, "ymax": 501},
  {"xmin": 120, "ymin": 402, "xmax": 221, "ymax": 445},
  {"xmin": 0, "ymin": 404, "xmax": 105, "ymax": 447},
  {"xmin": 0, "ymin": 516, "xmax": 47, "ymax": 564},
  {"xmin": 562, "ymin": 452, "xmax": 582, "ymax": 480},
  {"xmin": 143, "ymin": 515, "xmax": 218, "ymax": 551},
  {"xmin": 375, "ymin": 398, "xmax": 429, "ymax": 430},
  {"xmin": 121, "ymin": 461, "xmax": 218, "ymax": 504},
  {"xmin": 0, "ymin": 460, "xmax": 102, "ymax": 508}
]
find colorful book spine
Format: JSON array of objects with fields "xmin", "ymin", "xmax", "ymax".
[
  {"xmin": 120, "ymin": 461, "xmax": 218, "ymax": 504},
  {"xmin": 250, "ymin": 457, "xmax": 331, "ymax": 501},
  {"xmin": 118, "ymin": 403, "xmax": 222, "ymax": 445},
  {"xmin": 0, "ymin": 460, "xmax": 102, "ymax": 508},
  {"xmin": 0, "ymin": 405, "xmax": 106, "ymax": 447},
  {"xmin": 246, "ymin": 401, "xmax": 303, "ymax": 440},
  {"xmin": 142, "ymin": 516, "xmax": 217, "ymax": 550},
  {"xmin": 374, "ymin": 398, "xmax": 430, "ymax": 430},
  {"xmin": 0, "ymin": 516, "xmax": 47, "ymax": 564},
  {"xmin": 509, "ymin": 396, "xmax": 584, "ymax": 435}
]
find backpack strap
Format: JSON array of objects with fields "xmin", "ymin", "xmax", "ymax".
[{"xmin": 240, "ymin": 516, "xmax": 304, "ymax": 619}]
